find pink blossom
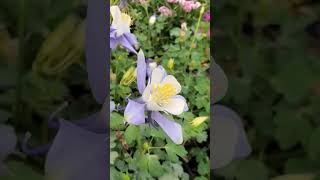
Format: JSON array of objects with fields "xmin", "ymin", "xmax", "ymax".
[
  {"xmin": 167, "ymin": 0, "xmax": 179, "ymax": 3},
  {"xmin": 203, "ymin": 12, "xmax": 211, "ymax": 22},
  {"xmin": 192, "ymin": 2, "xmax": 201, "ymax": 9},
  {"xmin": 158, "ymin": 6, "xmax": 173, "ymax": 16},
  {"xmin": 180, "ymin": 0, "xmax": 201, "ymax": 12},
  {"xmin": 181, "ymin": 1, "xmax": 194, "ymax": 12}
]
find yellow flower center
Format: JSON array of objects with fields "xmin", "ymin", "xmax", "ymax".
[
  {"xmin": 121, "ymin": 13, "xmax": 131, "ymax": 26},
  {"xmin": 150, "ymin": 83, "xmax": 176, "ymax": 106}
]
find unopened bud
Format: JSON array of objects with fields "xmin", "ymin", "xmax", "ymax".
[
  {"xmin": 120, "ymin": 67, "xmax": 136, "ymax": 86},
  {"xmin": 167, "ymin": 58, "xmax": 174, "ymax": 70},
  {"xmin": 32, "ymin": 15, "xmax": 84, "ymax": 75},
  {"xmin": 191, "ymin": 116, "xmax": 208, "ymax": 127}
]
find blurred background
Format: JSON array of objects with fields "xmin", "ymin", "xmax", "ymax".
[
  {"xmin": 0, "ymin": 0, "xmax": 99, "ymax": 179},
  {"xmin": 214, "ymin": 0, "xmax": 320, "ymax": 179}
]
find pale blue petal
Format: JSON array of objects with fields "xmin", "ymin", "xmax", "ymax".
[
  {"xmin": 151, "ymin": 112, "xmax": 183, "ymax": 144},
  {"xmin": 124, "ymin": 100, "xmax": 146, "ymax": 125},
  {"xmin": 118, "ymin": 36, "xmax": 137, "ymax": 54},
  {"xmin": 137, "ymin": 50, "xmax": 146, "ymax": 94}
]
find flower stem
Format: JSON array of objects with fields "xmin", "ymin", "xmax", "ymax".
[{"xmin": 188, "ymin": 7, "xmax": 205, "ymax": 55}]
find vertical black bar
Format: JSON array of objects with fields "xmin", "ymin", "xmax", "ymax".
[{"xmin": 86, "ymin": 0, "xmax": 110, "ymax": 178}]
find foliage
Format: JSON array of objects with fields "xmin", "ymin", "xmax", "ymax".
[
  {"xmin": 0, "ymin": 0, "xmax": 210, "ymax": 179},
  {"xmin": 214, "ymin": 0, "xmax": 320, "ymax": 179},
  {"xmin": 110, "ymin": 0, "xmax": 210, "ymax": 179}
]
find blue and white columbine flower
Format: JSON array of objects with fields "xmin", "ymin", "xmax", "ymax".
[
  {"xmin": 110, "ymin": 5, "xmax": 138, "ymax": 54},
  {"xmin": 124, "ymin": 50, "xmax": 188, "ymax": 144}
]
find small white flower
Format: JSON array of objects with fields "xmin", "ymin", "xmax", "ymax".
[
  {"xmin": 149, "ymin": 15, "xmax": 157, "ymax": 25},
  {"xmin": 110, "ymin": 6, "xmax": 132, "ymax": 36},
  {"xmin": 142, "ymin": 67, "xmax": 188, "ymax": 115}
]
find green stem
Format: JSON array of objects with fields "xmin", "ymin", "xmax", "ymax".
[{"xmin": 188, "ymin": 7, "xmax": 205, "ymax": 55}]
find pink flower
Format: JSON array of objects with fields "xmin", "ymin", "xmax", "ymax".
[
  {"xmin": 192, "ymin": 2, "xmax": 201, "ymax": 9},
  {"xmin": 181, "ymin": 1, "xmax": 194, "ymax": 12},
  {"xmin": 203, "ymin": 12, "xmax": 211, "ymax": 22},
  {"xmin": 167, "ymin": 0, "xmax": 179, "ymax": 3},
  {"xmin": 180, "ymin": 0, "xmax": 201, "ymax": 12},
  {"xmin": 158, "ymin": 6, "xmax": 173, "ymax": 16}
]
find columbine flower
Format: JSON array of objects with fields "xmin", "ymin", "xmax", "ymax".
[
  {"xmin": 158, "ymin": 6, "xmax": 173, "ymax": 17},
  {"xmin": 149, "ymin": 14, "xmax": 157, "ymax": 26},
  {"xmin": 124, "ymin": 50, "xmax": 188, "ymax": 144},
  {"xmin": 110, "ymin": 5, "xmax": 138, "ymax": 54},
  {"xmin": 191, "ymin": 116, "xmax": 208, "ymax": 127}
]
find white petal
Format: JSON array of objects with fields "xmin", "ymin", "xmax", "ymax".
[
  {"xmin": 151, "ymin": 67, "xmax": 166, "ymax": 84},
  {"xmin": 146, "ymin": 101, "xmax": 162, "ymax": 112},
  {"xmin": 161, "ymin": 75, "xmax": 181, "ymax": 94},
  {"xmin": 110, "ymin": 6, "xmax": 121, "ymax": 25},
  {"xmin": 163, "ymin": 96, "xmax": 187, "ymax": 115},
  {"xmin": 142, "ymin": 85, "xmax": 152, "ymax": 102}
]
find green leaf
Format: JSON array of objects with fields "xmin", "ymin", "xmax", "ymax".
[
  {"xmin": 110, "ymin": 151, "xmax": 119, "ymax": 165},
  {"xmin": 110, "ymin": 112, "xmax": 124, "ymax": 129},
  {"xmin": 274, "ymin": 109, "xmax": 313, "ymax": 150},
  {"xmin": 165, "ymin": 143, "xmax": 188, "ymax": 162},
  {"xmin": 124, "ymin": 125, "xmax": 140, "ymax": 144},
  {"xmin": 147, "ymin": 154, "xmax": 164, "ymax": 177},
  {"xmin": 197, "ymin": 160, "xmax": 209, "ymax": 176}
]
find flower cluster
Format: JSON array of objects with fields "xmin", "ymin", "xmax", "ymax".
[
  {"xmin": 167, "ymin": 0, "xmax": 202, "ymax": 12},
  {"xmin": 158, "ymin": 6, "xmax": 173, "ymax": 17}
]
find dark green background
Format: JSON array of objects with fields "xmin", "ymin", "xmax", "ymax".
[{"xmin": 214, "ymin": 0, "xmax": 320, "ymax": 179}]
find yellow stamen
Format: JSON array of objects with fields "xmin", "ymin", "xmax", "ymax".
[
  {"xmin": 121, "ymin": 13, "xmax": 132, "ymax": 26},
  {"xmin": 150, "ymin": 83, "xmax": 176, "ymax": 106}
]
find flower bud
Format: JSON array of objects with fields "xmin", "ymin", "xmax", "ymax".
[
  {"xmin": 110, "ymin": 71, "xmax": 117, "ymax": 81},
  {"xmin": 143, "ymin": 142, "xmax": 149, "ymax": 150},
  {"xmin": 181, "ymin": 22, "xmax": 188, "ymax": 31},
  {"xmin": 200, "ymin": 6, "xmax": 205, "ymax": 15},
  {"xmin": 191, "ymin": 116, "xmax": 208, "ymax": 127},
  {"xmin": 167, "ymin": 58, "xmax": 174, "ymax": 70},
  {"xmin": 120, "ymin": 67, "xmax": 136, "ymax": 86},
  {"xmin": 32, "ymin": 15, "xmax": 84, "ymax": 75}
]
